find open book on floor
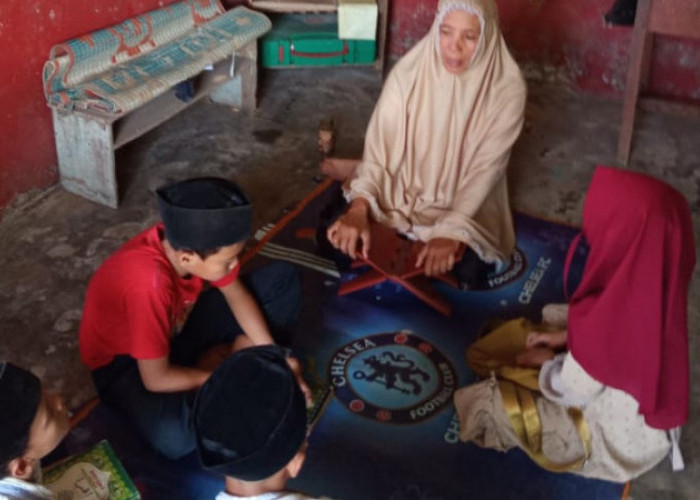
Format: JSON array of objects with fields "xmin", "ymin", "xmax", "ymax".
[{"xmin": 43, "ymin": 440, "xmax": 140, "ymax": 500}]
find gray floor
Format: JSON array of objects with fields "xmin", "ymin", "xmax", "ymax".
[{"xmin": 0, "ymin": 67, "xmax": 698, "ymax": 499}]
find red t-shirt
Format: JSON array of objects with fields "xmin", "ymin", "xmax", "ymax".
[{"xmin": 79, "ymin": 224, "xmax": 239, "ymax": 370}]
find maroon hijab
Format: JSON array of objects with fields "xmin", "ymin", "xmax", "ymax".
[{"xmin": 567, "ymin": 166, "xmax": 695, "ymax": 429}]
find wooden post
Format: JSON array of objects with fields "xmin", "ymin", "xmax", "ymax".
[
  {"xmin": 617, "ymin": 0, "xmax": 652, "ymax": 165},
  {"xmin": 374, "ymin": 0, "xmax": 390, "ymax": 78}
]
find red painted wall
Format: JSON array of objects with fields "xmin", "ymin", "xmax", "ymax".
[
  {"xmin": 388, "ymin": 0, "xmax": 700, "ymax": 99},
  {"xmin": 0, "ymin": 0, "xmax": 698, "ymax": 214},
  {"xmin": 0, "ymin": 0, "xmax": 167, "ymax": 212}
]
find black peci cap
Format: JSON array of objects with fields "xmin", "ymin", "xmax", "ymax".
[
  {"xmin": 0, "ymin": 362, "xmax": 41, "ymax": 468},
  {"xmin": 156, "ymin": 177, "xmax": 252, "ymax": 251},
  {"xmin": 194, "ymin": 346, "xmax": 307, "ymax": 481}
]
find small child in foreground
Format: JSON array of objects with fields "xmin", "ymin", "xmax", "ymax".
[
  {"xmin": 194, "ymin": 345, "xmax": 333, "ymax": 500},
  {"xmin": 0, "ymin": 361, "xmax": 70, "ymax": 500}
]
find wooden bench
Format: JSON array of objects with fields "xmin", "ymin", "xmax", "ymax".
[{"xmin": 43, "ymin": 0, "xmax": 271, "ymax": 208}]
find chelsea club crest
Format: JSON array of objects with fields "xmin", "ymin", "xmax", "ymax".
[
  {"xmin": 479, "ymin": 246, "xmax": 527, "ymax": 290},
  {"xmin": 329, "ymin": 332, "xmax": 458, "ymax": 424}
]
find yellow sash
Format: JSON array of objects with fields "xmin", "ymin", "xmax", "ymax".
[{"xmin": 467, "ymin": 318, "xmax": 591, "ymax": 473}]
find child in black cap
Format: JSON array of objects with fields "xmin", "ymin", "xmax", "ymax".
[
  {"xmin": 194, "ymin": 345, "xmax": 330, "ymax": 500},
  {"xmin": 79, "ymin": 177, "xmax": 309, "ymax": 460},
  {"xmin": 0, "ymin": 361, "xmax": 71, "ymax": 499}
]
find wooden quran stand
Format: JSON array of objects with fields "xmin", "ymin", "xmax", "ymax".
[{"xmin": 337, "ymin": 222, "xmax": 457, "ymax": 316}]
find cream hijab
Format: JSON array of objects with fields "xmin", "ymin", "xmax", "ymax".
[{"xmin": 346, "ymin": 0, "xmax": 526, "ymax": 263}]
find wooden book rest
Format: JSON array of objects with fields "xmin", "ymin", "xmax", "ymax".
[{"xmin": 337, "ymin": 222, "xmax": 457, "ymax": 316}]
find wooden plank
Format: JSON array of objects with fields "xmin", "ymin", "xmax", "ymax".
[
  {"xmin": 639, "ymin": 32, "xmax": 654, "ymax": 92},
  {"xmin": 618, "ymin": 0, "xmax": 700, "ymax": 165},
  {"xmin": 112, "ymin": 58, "xmax": 238, "ymax": 149},
  {"xmin": 239, "ymin": 42, "xmax": 258, "ymax": 112},
  {"xmin": 338, "ymin": 269, "xmax": 386, "ymax": 295},
  {"xmin": 248, "ymin": 0, "xmax": 337, "ymax": 12},
  {"xmin": 399, "ymin": 275, "xmax": 452, "ymax": 317},
  {"xmin": 617, "ymin": 0, "xmax": 653, "ymax": 165},
  {"xmin": 374, "ymin": 0, "xmax": 389, "ymax": 76}
]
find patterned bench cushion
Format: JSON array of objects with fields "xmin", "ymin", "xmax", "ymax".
[{"xmin": 43, "ymin": 0, "xmax": 270, "ymax": 115}]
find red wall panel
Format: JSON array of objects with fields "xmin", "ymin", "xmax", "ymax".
[
  {"xmin": 0, "ymin": 0, "xmax": 167, "ymax": 211},
  {"xmin": 388, "ymin": 0, "xmax": 700, "ymax": 98}
]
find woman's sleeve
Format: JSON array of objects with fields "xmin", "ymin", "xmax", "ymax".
[
  {"xmin": 539, "ymin": 352, "xmax": 604, "ymax": 407},
  {"xmin": 345, "ymin": 75, "xmax": 405, "ymax": 220},
  {"xmin": 432, "ymin": 86, "xmax": 526, "ymax": 233}
]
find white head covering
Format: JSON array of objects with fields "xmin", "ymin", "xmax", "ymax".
[{"xmin": 347, "ymin": 0, "xmax": 526, "ymax": 262}]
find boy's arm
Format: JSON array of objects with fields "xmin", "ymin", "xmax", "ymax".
[
  {"xmin": 218, "ymin": 276, "xmax": 313, "ymax": 404},
  {"xmin": 219, "ymin": 278, "xmax": 275, "ymax": 346},
  {"xmin": 138, "ymin": 356, "xmax": 209, "ymax": 392}
]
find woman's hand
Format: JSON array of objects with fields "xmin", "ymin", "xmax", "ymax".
[
  {"xmin": 415, "ymin": 238, "xmax": 462, "ymax": 276},
  {"xmin": 327, "ymin": 198, "xmax": 371, "ymax": 259},
  {"xmin": 515, "ymin": 347, "xmax": 557, "ymax": 368},
  {"xmin": 525, "ymin": 330, "xmax": 568, "ymax": 350}
]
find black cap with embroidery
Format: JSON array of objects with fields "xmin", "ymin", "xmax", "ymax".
[
  {"xmin": 193, "ymin": 345, "xmax": 306, "ymax": 481},
  {"xmin": 0, "ymin": 362, "xmax": 41, "ymax": 469},
  {"xmin": 156, "ymin": 177, "xmax": 252, "ymax": 251}
]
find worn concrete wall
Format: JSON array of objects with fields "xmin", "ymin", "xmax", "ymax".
[
  {"xmin": 0, "ymin": 0, "xmax": 167, "ymax": 211},
  {"xmin": 389, "ymin": 0, "xmax": 700, "ymax": 98}
]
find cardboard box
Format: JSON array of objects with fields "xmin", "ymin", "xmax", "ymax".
[{"xmin": 338, "ymin": 0, "xmax": 378, "ymax": 40}]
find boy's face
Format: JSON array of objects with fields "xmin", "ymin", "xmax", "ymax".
[
  {"xmin": 24, "ymin": 391, "xmax": 70, "ymax": 462},
  {"xmin": 183, "ymin": 241, "xmax": 245, "ymax": 282}
]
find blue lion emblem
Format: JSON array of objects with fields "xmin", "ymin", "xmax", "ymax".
[{"xmin": 353, "ymin": 351, "xmax": 430, "ymax": 395}]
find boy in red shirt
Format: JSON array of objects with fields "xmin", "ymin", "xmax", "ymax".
[{"xmin": 79, "ymin": 178, "xmax": 306, "ymax": 459}]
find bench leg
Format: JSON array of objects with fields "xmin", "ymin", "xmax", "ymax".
[
  {"xmin": 210, "ymin": 42, "xmax": 258, "ymax": 112},
  {"xmin": 52, "ymin": 110, "xmax": 118, "ymax": 208},
  {"xmin": 239, "ymin": 41, "xmax": 258, "ymax": 112}
]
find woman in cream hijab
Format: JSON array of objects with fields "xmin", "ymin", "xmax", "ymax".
[{"xmin": 325, "ymin": 0, "xmax": 526, "ymax": 286}]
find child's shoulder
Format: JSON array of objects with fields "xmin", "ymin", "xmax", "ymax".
[
  {"xmin": 106, "ymin": 224, "xmax": 165, "ymax": 261},
  {"xmin": 0, "ymin": 476, "xmax": 54, "ymax": 499},
  {"xmin": 94, "ymin": 225, "xmax": 175, "ymax": 287}
]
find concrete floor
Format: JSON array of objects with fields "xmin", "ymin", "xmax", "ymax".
[{"xmin": 0, "ymin": 67, "xmax": 698, "ymax": 499}]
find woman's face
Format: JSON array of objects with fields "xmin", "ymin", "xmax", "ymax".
[{"xmin": 439, "ymin": 10, "xmax": 481, "ymax": 74}]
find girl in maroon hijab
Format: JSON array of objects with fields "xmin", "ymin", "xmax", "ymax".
[{"xmin": 454, "ymin": 166, "xmax": 695, "ymax": 482}]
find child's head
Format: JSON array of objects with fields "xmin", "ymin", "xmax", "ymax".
[
  {"xmin": 0, "ymin": 362, "xmax": 70, "ymax": 479},
  {"xmin": 157, "ymin": 177, "xmax": 252, "ymax": 281},
  {"xmin": 194, "ymin": 346, "xmax": 308, "ymax": 484}
]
